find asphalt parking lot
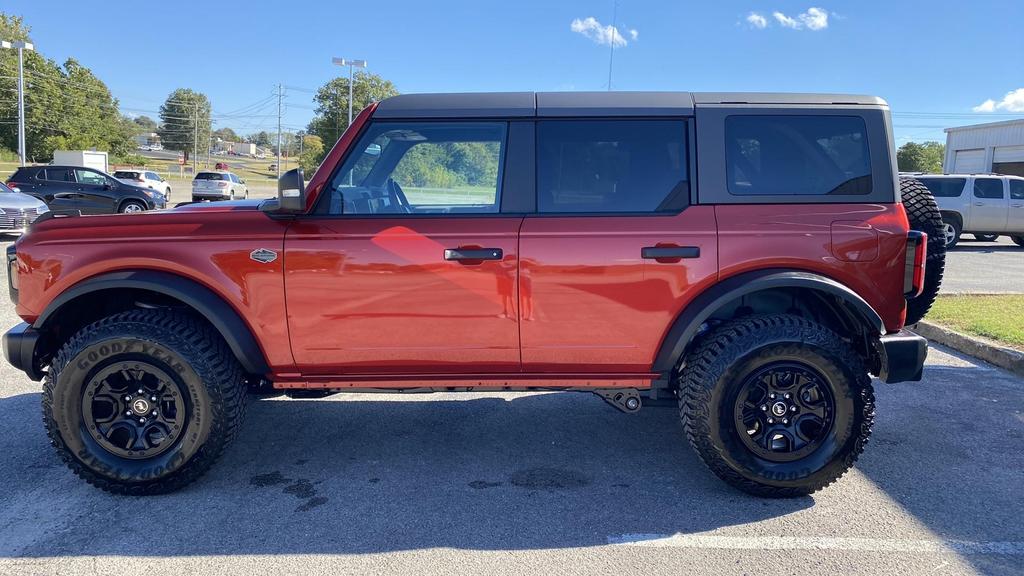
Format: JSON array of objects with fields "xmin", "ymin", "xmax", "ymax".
[
  {"xmin": 0, "ymin": 237, "xmax": 1021, "ymax": 576},
  {"xmin": 942, "ymin": 236, "xmax": 1024, "ymax": 294}
]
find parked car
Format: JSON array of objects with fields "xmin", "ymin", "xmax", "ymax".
[
  {"xmin": 113, "ymin": 169, "xmax": 172, "ymax": 201},
  {"xmin": 912, "ymin": 173, "xmax": 1024, "ymax": 247},
  {"xmin": 0, "ymin": 181, "xmax": 49, "ymax": 234},
  {"xmin": 267, "ymin": 163, "xmax": 277, "ymax": 173},
  {"xmin": 4, "ymin": 92, "xmax": 940, "ymax": 497},
  {"xmin": 191, "ymin": 170, "xmax": 248, "ymax": 202},
  {"xmin": 214, "ymin": 162, "xmax": 230, "ymax": 170},
  {"xmin": 6, "ymin": 165, "xmax": 167, "ymax": 214}
]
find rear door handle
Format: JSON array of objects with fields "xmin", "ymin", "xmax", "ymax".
[
  {"xmin": 1012, "ymin": 203, "xmax": 1023, "ymax": 208},
  {"xmin": 641, "ymin": 246, "xmax": 700, "ymax": 261},
  {"xmin": 444, "ymin": 248, "xmax": 503, "ymax": 261},
  {"xmin": 53, "ymin": 192, "xmax": 78, "ymax": 199}
]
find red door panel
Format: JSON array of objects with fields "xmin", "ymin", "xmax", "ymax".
[
  {"xmin": 284, "ymin": 217, "xmax": 523, "ymax": 374},
  {"xmin": 518, "ymin": 207, "xmax": 719, "ymax": 372}
]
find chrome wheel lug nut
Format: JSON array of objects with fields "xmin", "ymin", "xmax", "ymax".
[
  {"xmin": 767, "ymin": 418, "xmax": 774, "ymax": 424},
  {"xmin": 151, "ymin": 410, "xmax": 157, "ymax": 416},
  {"xmin": 769, "ymin": 393, "xmax": 776, "ymax": 399},
  {"xmin": 784, "ymin": 393, "xmax": 791, "ymax": 399},
  {"xmin": 138, "ymin": 418, "xmax": 145, "ymax": 424},
  {"xmin": 790, "ymin": 406, "xmax": 797, "ymax": 412},
  {"xmin": 137, "ymin": 389, "xmax": 143, "ymax": 394},
  {"xmin": 125, "ymin": 410, "xmax": 132, "ymax": 416},
  {"xmin": 124, "ymin": 395, "xmax": 132, "ymax": 401},
  {"xmin": 783, "ymin": 418, "xmax": 789, "ymax": 424},
  {"xmin": 760, "ymin": 405, "xmax": 767, "ymax": 411},
  {"xmin": 150, "ymin": 396, "xmax": 157, "ymax": 402}
]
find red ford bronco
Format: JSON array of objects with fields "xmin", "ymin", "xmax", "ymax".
[{"xmin": 4, "ymin": 92, "xmax": 946, "ymax": 497}]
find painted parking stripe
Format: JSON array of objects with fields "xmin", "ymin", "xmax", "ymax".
[{"xmin": 607, "ymin": 534, "xmax": 1024, "ymax": 555}]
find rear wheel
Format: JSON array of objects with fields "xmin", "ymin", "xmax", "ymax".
[
  {"xmin": 42, "ymin": 309, "xmax": 247, "ymax": 494},
  {"xmin": 973, "ymin": 233, "xmax": 999, "ymax": 242},
  {"xmin": 678, "ymin": 315, "xmax": 874, "ymax": 498},
  {"xmin": 900, "ymin": 177, "xmax": 947, "ymax": 325}
]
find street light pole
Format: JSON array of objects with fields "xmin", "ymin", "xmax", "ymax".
[
  {"xmin": 1, "ymin": 40, "xmax": 35, "ymax": 166},
  {"xmin": 330, "ymin": 57, "xmax": 367, "ymax": 135}
]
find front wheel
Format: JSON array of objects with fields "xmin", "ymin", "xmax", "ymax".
[
  {"xmin": 43, "ymin": 309, "xmax": 247, "ymax": 494},
  {"xmin": 119, "ymin": 200, "xmax": 147, "ymax": 214},
  {"xmin": 678, "ymin": 315, "xmax": 874, "ymax": 498}
]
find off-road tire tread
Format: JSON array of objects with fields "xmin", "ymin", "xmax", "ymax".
[
  {"xmin": 678, "ymin": 314, "xmax": 875, "ymax": 498},
  {"xmin": 900, "ymin": 177, "xmax": 946, "ymax": 325},
  {"xmin": 42, "ymin": 309, "xmax": 247, "ymax": 495}
]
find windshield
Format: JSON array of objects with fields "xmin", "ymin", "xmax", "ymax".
[{"xmin": 195, "ymin": 172, "xmax": 227, "ymax": 180}]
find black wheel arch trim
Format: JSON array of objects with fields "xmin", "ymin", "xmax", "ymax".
[
  {"xmin": 652, "ymin": 269, "xmax": 885, "ymax": 373},
  {"xmin": 33, "ymin": 270, "xmax": 270, "ymax": 375}
]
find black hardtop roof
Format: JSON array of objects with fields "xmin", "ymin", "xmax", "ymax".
[{"xmin": 374, "ymin": 92, "xmax": 888, "ymax": 118}]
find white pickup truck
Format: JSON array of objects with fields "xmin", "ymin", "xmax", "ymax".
[{"xmin": 913, "ymin": 173, "xmax": 1024, "ymax": 248}]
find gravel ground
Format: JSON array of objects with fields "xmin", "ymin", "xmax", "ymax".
[{"xmin": 0, "ymin": 238, "xmax": 1021, "ymax": 576}]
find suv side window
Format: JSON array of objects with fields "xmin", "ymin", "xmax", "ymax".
[
  {"xmin": 973, "ymin": 178, "xmax": 1004, "ymax": 199},
  {"xmin": 536, "ymin": 119, "xmax": 688, "ymax": 213},
  {"xmin": 320, "ymin": 121, "xmax": 506, "ymax": 215},
  {"xmin": 43, "ymin": 168, "xmax": 74, "ymax": 182},
  {"xmin": 918, "ymin": 177, "xmax": 966, "ymax": 198},
  {"xmin": 725, "ymin": 115, "xmax": 871, "ymax": 196},
  {"xmin": 1011, "ymin": 180, "xmax": 1024, "ymax": 200},
  {"xmin": 74, "ymin": 169, "xmax": 106, "ymax": 186}
]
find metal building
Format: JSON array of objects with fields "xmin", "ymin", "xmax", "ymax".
[{"xmin": 943, "ymin": 118, "xmax": 1024, "ymax": 176}]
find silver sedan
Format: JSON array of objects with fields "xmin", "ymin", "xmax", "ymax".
[{"xmin": 0, "ymin": 181, "xmax": 49, "ymax": 234}]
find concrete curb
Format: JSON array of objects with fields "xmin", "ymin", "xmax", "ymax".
[{"xmin": 911, "ymin": 320, "xmax": 1024, "ymax": 378}]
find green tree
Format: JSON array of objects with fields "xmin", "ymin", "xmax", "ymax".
[
  {"xmin": 158, "ymin": 88, "xmax": 211, "ymax": 162},
  {"xmin": 1, "ymin": 14, "xmax": 131, "ymax": 161},
  {"xmin": 212, "ymin": 127, "xmax": 239, "ymax": 142},
  {"xmin": 248, "ymin": 130, "xmax": 271, "ymax": 147},
  {"xmin": 133, "ymin": 115, "xmax": 158, "ymax": 132},
  {"xmin": 298, "ymin": 134, "xmax": 324, "ymax": 174},
  {"xmin": 897, "ymin": 141, "xmax": 945, "ymax": 173},
  {"xmin": 306, "ymin": 71, "xmax": 399, "ymax": 149}
]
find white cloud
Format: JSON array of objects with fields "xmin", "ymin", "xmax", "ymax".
[
  {"xmin": 801, "ymin": 7, "xmax": 829, "ymax": 30},
  {"xmin": 772, "ymin": 11, "xmax": 801, "ymax": 28},
  {"xmin": 771, "ymin": 7, "xmax": 829, "ymax": 30},
  {"xmin": 974, "ymin": 89, "xmax": 1024, "ymax": 113},
  {"xmin": 973, "ymin": 99, "xmax": 997, "ymax": 113},
  {"xmin": 746, "ymin": 12, "xmax": 768, "ymax": 29},
  {"xmin": 570, "ymin": 16, "xmax": 633, "ymax": 47}
]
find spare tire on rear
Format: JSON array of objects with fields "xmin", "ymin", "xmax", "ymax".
[{"xmin": 900, "ymin": 177, "xmax": 946, "ymax": 325}]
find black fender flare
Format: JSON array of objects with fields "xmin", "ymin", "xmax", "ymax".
[
  {"xmin": 652, "ymin": 269, "xmax": 884, "ymax": 373},
  {"xmin": 34, "ymin": 270, "xmax": 270, "ymax": 375}
]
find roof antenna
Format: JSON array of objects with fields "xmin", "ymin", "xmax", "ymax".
[{"xmin": 607, "ymin": 0, "xmax": 618, "ymax": 91}]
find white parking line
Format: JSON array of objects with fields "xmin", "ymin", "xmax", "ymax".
[{"xmin": 606, "ymin": 534, "xmax": 1024, "ymax": 555}]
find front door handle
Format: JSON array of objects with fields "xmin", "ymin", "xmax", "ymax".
[
  {"xmin": 641, "ymin": 245, "xmax": 700, "ymax": 262},
  {"xmin": 974, "ymin": 202, "xmax": 986, "ymax": 206},
  {"xmin": 1012, "ymin": 203, "xmax": 1023, "ymax": 208},
  {"xmin": 444, "ymin": 248, "xmax": 503, "ymax": 262}
]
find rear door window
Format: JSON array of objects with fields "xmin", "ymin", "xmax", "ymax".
[
  {"xmin": 43, "ymin": 168, "xmax": 74, "ymax": 182},
  {"xmin": 725, "ymin": 115, "xmax": 872, "ymax": 196},
  {"xmin": 1010, "ymin": 180, "xmax": 1024, "ymax": 200},
  {"xmin": 536, "ymin": 119, "xmax": 689, "ymax": 213},
  {"xmin": 973, "ymin": 178, "xmax": 1004, "ymax": 199},
  {"xmin": 918, "ymin": 178, "xmax": 966, "ymax": 198}
]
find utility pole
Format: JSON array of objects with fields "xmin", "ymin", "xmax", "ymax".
[
  {"xmin": 607, "ymin": 0, "xmax": 618, "ymax": 91},
  {"xmin": 276, "ymin": 83, "xmax": 283, "ymax": 179},
  {"xmin": 192, "ymin": 101, "xmax": 198, "ymax": 173},
  {"xmin": 1, "ymin": 40, "xmax": 35, "ymax": 166}
]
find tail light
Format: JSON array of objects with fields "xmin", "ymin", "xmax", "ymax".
[
  {"xmin": 7, "ymin": 181, "xmax": 19, "ymax": 190},
  {"xmin": 903, "ymin": 231, "xmax": 927, "ymax": 297},
  {"xmin": 217, "ymin": 182, "xmax": 228, "ymax": 188}
]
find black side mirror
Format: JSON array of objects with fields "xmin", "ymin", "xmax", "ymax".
[{"xmin": 277, "ymin": 168, "xmax": 306, "ymax": 212}]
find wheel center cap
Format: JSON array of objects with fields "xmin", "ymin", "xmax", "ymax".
[
  {"xmin": 131, "ymin": 398, "xmax": 151, "ymax": 416},
  {"xmin": 771, "ymin": 401, "xmax": 788, "ymax": 417}
]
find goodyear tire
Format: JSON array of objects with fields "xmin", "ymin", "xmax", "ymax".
[
  {"xmin": 900, "ymin": 177, "xmax": 946, "ymax": 325},
  {"xmin": 679, "ymin": 315, "xmax": 874, "ymax": 498},
  {"xmin": 43, "ymin": 309, "xmax": 246, "ymax": 495}
]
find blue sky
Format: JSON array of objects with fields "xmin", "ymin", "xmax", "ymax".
[{"xmin": 5, "ymin": 0, "xmax": 1023, "ymax": 143}]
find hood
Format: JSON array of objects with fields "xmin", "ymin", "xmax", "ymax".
[
  {"xmin": 171, "ymin": 199, "xmax": 266, "ymax": 212},
  {"xmin": 0, "ymin": 191, "xmax": 48, "ymax": 211}
]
